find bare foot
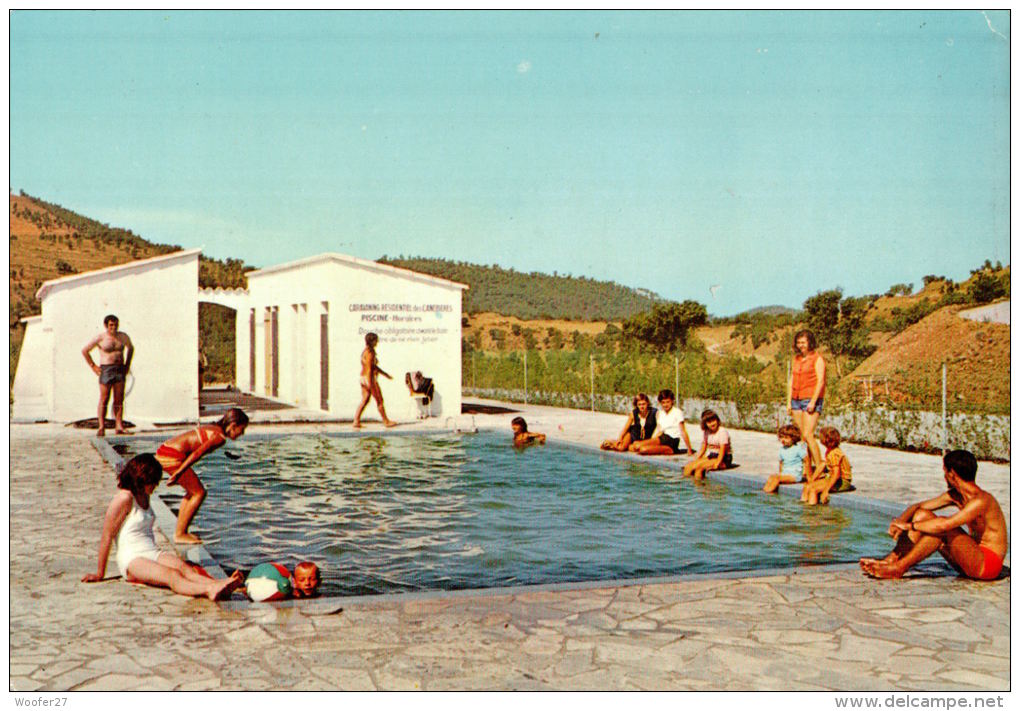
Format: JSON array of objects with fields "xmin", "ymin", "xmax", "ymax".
[
  {"xmin": 206, "ymin": 570, "xmax": 245, "ymax": 601},
  {"xmin": 352, "ymin": 422, "xmax": 362, "ymax": 429},
  {"xmin": 384, "ymin": 420, "xmax": 398, "ymax": 428},
  {"xmin": 97, "ymin": 429, "xmax": 105, "ymax": 437},
  {"xmin": 174, "ymin": 533, "xmax": 203, "ymax": 545},
  {"xmin": 859, "ymin": 558, "xmax": 879, "ymax": 572},
  {"xmin": 860, "ymin": 551, "xmax": 900, "ymax": 575},
  {"xmin": 862, "ymin": 560, "xmax": 905, "ymax": 579},
  {"xmin": 115, "ymin": 430, "xmax": 131, "ymax": 435}
]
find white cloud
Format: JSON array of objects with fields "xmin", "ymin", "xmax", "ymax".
[{"xmin": 517, "ymin": 60, "xmax": 532, "ymax": 74}]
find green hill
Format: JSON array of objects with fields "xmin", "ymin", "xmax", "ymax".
[
  {"xmin": 9, "ymin": 192, "xmax": 254, "ymax": 384},
  {"xmin": 378, "ymin": 256, "xmax": 666, "ymax": 320}
]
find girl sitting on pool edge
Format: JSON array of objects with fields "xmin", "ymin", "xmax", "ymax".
[
  {"xmin": 629, "ymin": 389, "xmax": 692, "ymax": 456},
  {"xmin": 511, "ymin": 417, "xmax": 546, "ymax": 447},
  {"xmin": 82, "ymin": 454, "xmax": 245, "ymax": 600},
  {"xmin": 683, "ymin": 409, "xmax": 733, "ymax": 480}
]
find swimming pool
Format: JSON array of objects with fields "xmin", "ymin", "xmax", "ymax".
[{"xmin": 119, "ymin": 430, "xmax": 894, "ymax": 598}]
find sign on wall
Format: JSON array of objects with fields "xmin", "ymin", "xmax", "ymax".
[{"xmin": 349, "ymin": 302, "xmax": 454, "ymax": 344}]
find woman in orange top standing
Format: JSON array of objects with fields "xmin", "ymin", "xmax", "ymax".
[{"xmin": 787, "ymin": 329, "xmax": 826, "ymax": 473}]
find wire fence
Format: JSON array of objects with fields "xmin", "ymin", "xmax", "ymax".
[{"xmin": 464, "ymin": 350, "xmax": 1010, "ymax": 461}]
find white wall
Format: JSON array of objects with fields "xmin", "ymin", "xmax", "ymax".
[
  {"xmin": 959, "ymin": 301, "xmax": 1010, "ymax": 325},
  {"xmin": 30, "ymin": 252, "xmax": 200, "ymax": 424},
  {"xmin": 241, "ymin": 256, "xmax": 464, "ymax": 420},
  {"xmin": 11, "ymin": 317, "xmax": 53, "ymax": 421},
  {"xmin": 334, "ymin": 263, "xmax": 462, "ymax": 421}
]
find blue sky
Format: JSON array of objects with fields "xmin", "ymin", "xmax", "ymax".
[{"xmin": 10, "ymin": 10, "xmax": 1010, "ymax": 316}]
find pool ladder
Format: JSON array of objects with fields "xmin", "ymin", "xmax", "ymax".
[{"xmin": 446, "ymin": 415, "xmax": 478, "ymax": 433}]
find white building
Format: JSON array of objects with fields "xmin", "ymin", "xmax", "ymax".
[
  {"xmin": 12, "ymin": 249, "xmax": 201, "ymax": 424},
  {"xmin": 235, "ymin": 253, "xmax": 467, "ymax": 421}
]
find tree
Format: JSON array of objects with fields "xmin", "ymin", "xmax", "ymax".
[
  {"xmin": 885, "ymin": 283, "xmax": 913, "ymax": 297},
  {"xmin": 968, "ymin": 271, "xmax": 1007, "ymax": 304},
  {"xmin": 622, "ymin": 301, "xmax": 708, "ymax": 353},
  {"xmin": 802, "ymin": 289, "xmax": 876, "ymax": 375},
  {"xmin": 802, "ymin": 290, "xmax": 842, "ymax": 345}
]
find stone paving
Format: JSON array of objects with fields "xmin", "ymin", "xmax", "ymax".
[{"xmin": 9, "ymin": 399, "xmax": 1010, "ymax": 691}]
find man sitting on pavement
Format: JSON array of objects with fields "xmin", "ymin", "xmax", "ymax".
[{"xmin": 860, "ymin": 449, "xmax": 1007, "ymax": 580}]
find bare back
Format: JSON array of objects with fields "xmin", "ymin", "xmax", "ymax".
[
  {"xmin": 360, "ymin": 347, "xmax": 377, "ymax": 380},
  {"xmin": 161, "ymin": 425, "xmax": 225, "ymax": 458},
  {"xmin": 956, "ymin": 488, "xmax": 1008, "ymax": 557}
]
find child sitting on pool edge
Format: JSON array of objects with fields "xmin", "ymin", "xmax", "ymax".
[
  {"xmin": 511, "ymin": 417, "xmax": 546, "ymax": 447},
  {"xmin": 763, "ymin": 424, "xmax": 809, "ymax": 493},
  {"xmin": 801, "ymin": 426, "xmax": 854, "ymax": 505},
  {"xmin": 683, "ymin": 409, "xmax": 733, "ymax": 480}
]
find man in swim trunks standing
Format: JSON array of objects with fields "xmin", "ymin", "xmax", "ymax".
[
  {"xmin": 82, "ymin": 314, "xmax": 134, "ymax": 436},
  {"xmin": 860, "ymin": 450, "xmax": 1007, "ymax": 581}
]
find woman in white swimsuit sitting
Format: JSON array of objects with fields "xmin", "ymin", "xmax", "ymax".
[{"xmin": 81, "ymin": 454, "xmax": 244, "ymax": 600}]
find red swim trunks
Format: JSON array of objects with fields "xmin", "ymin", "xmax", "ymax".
[{"xmin": 976, "ymin": 545, "xmax": 1004, "ymax": 580}]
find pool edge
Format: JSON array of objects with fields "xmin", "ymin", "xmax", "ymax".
[{"xmin": 94, "ymin": 427, "xmax": 913, "ymax": 610}]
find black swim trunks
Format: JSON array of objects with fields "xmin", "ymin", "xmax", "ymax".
[
  {"xmin": 99, "ymin": 364, "xmax": 127, "ymax": 385},
  {"xmin": 658, "ymin": 433, "xmax": 682, "ymax": 454},
  {"xmin": 707, "ymin": 451, "xmax": 734, "ymax": 468}
]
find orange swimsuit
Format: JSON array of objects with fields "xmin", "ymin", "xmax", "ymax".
[{"xmin": 154, "ymin": 427, "xmax": 217, "ymax": 479}]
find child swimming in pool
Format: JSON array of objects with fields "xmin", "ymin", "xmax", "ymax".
[
  {"xmin": 683, "ymin": 409, "xmax": 733, "ymax": 480},
  {"xmin": 801, "ymin": 426, "xmax": 853, "ymax": 505},
  {"xmin": 291, "ymin": 561, "xmax": 322, "ymax": 598},
  {"xmin": 511, "ymin": 416, "xmax": 546, "ymax": 447},
  {"xmin": 154, "ymin": 407, "xmax": 249, "ymax": 544},
  {"xmin": 82, "ymin": 454, "xmax": 245, "ymax": 599},
  {"xmin": 763, "ymin": 424, "xmax": 809, "ymax": 493}
]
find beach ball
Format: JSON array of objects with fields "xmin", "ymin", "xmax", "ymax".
[{"xmin": 246, "ymin": 562, "xmax": 293, "ymax": 602}]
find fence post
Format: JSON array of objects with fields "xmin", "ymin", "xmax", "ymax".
[
  {"xmin": 472, "ymin": 351, "xmax": 475, "ymax": 390},
  {"xmin": 590, "ymin": 354, "xmax": 595, "ymax": 413},
  {"xmin": 942, "ymin": 361, "xmax": 947, "ymax": 454},
  {"xmin": 524, "ymin": 350, "xmax": 528, "ymax": 405},
  {"xmin": 674, "ymin": 354, "xmax": 679, "ymax": 398}
]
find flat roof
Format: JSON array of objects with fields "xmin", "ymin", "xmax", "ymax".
[
  {"xmin": 247, "ymin": 253, "xmax": 469, "ymax": 291},
  {"xmin": 36, "ymin": 249, "xmax": 202, "ymax": 301}
]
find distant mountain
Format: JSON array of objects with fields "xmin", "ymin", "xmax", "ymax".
[
  {"xmin": 378, "ymin": 256, "xmax": 667, "ymax": 321},
  {"xmin": 741, "ymin": 305, "xmax": 799, "ymax": 317}
]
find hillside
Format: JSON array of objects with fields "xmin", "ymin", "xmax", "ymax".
[
  {"xmin": 10, "ymin": 194, "xmax": 1010, "ymax": 413},
  {"xmin": 465, "ymin": 312, "xmax": 617, "ymax": 352},
  {"xmin": 378, "ymin": 256, "xmax": 665, "ymax": 321},
  {"xmin": 845, "ymin": 305, "xmax": 1009, "ymax": 413},
  {"xmin": 9, "ymin": 193, "xmax": 253, "ymax": 382}
]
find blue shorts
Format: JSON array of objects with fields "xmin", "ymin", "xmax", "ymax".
[{"xmin": 791, "ymin": 398, "xmax": 823, "ymax": 414}]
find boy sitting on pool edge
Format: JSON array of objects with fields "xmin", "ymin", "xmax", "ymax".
[{"xmin": 511, "ymin": 417, "xmax": 546, "ymax": 447}]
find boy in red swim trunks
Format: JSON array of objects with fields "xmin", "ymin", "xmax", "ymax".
[{"xmin": 860, "ymin": 450, "xmax": 1007, "ymax": 581}]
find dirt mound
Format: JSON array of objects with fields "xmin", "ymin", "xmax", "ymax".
[{"xmin": 846, "ymin": 305, "xmax": 1009, "ymax": 412}]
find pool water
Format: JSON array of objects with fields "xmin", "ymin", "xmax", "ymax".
[{"xmin": 126, "ymin": 431, "xmax": 892, "ymax": 597}]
